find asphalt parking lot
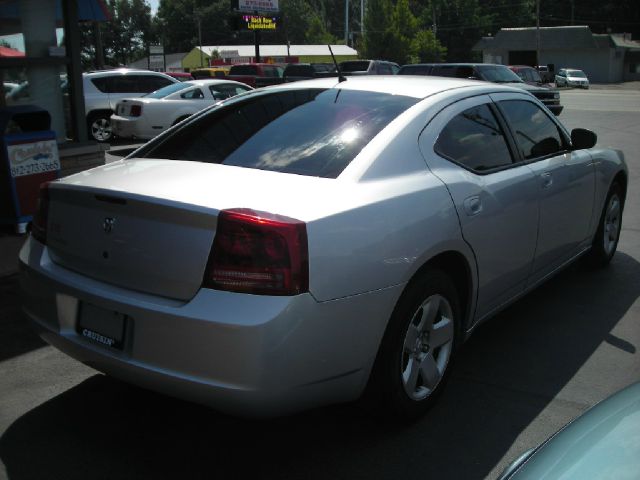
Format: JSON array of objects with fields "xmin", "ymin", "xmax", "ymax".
[{"xmin": 1, "ymin": 87, "xmax": 639, "ymax": 480}]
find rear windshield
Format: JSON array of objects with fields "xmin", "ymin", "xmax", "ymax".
[
  {"xmin": 284, "ymin": 65, "xmax": 314, "ymax": 76},
  {"xmin": 476, "ymin": 65, "xmax": 523, "ymax": 83},
  {"xmin": 398, "ymin": 65, "xmax": 432, "ymax": 75},
  {"xmin": 229, "ymin": 65, "xmax": 258, "ymax": 75},
  {"xmin": 339, "ymin": 61, "xmax": 371, "ymax": 72},
  {"xmin": 143, "ymin": 82, "xmax": 190, "ymax": 98},
  {"xmin": 138, "ymin": 88, "xmax": 418, "ymax": 178}
]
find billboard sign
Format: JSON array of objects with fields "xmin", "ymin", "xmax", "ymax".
[
  {"xmin": 242, "ymin": 15, "xmax": 277, "ymax": 30},
  {"xmin": 237, "ymin": 0, "xmax": 279, "ymax": 13}
]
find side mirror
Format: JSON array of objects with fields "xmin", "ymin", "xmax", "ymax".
[{"xmin": 571, "ymin": 128, "xmax": 597, "ymax": 149}]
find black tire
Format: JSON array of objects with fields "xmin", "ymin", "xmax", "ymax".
[
  {"xmin": 363, "ymin": 269, "xmax": 461, "ymax": 421},
  {"xmin": 87, "ymin": 112, "xmax": 113, "ymax": 143},
  {"xmin": 585, "ymin": 182, "xmax": 623, "ymax": 267}
]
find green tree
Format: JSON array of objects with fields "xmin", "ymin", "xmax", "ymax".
[
  {"xmin": 410, "ymin": 29, "xmax": 446, "ymax": 62},
  {"xmin": 156, "ymin": 0, "xmax": 235, "ymax": 54},
  {"xmin": 387, "ymin": 0, "xmax": 417, "ymax": 63},
  {"xmin": 79, "ymin": 0, "xmax": 155, "ymax": 69},
  {"xmin": 362, "ymin": 0, "xmax": 394, "ymax": 59},
  {"xmin": 306, "ymin": 14, "xmax": 339, "ymax": 44}
]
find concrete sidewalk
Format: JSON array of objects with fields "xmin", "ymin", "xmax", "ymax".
[{"xmin": 0, "ymin": 229, "xmax": 26, "ymax": 278}]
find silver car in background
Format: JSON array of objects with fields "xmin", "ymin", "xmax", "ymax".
[
  {"xmin": 20, "ymin": 77, "xmax": 627, "ymax": 419},
  {"xmin": 555, "ymin": 68, "xmax": 590, "ymax": 89}
]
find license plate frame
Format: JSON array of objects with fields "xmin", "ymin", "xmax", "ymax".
[{"xmin": 77, "ymin": 302, "xmax": 127, "ymax": 350}]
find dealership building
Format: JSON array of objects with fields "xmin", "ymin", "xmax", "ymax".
[{"xmin": 473, "ymin": 25, "xmax": 640, "ymax": 83}]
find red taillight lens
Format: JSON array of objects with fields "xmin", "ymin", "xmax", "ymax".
[
  {"xmin": 204, "ymin": 209, "xmax": 309, "ymax": 296},
  {"xmin": 31, "ymin": 182, "xmax": 50, "ymax": 245},
  {"xmin": 130, "ymin": 105, "xmax": 142, "ymax": 117}
]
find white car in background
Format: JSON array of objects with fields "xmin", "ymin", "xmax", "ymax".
[
  {"xmin": 555, "ymin": 68, "xmax": 590, "ymax": 89},
  {"xmin": 111, "ymin": 79, "xmax": 253, "ymax": 140},
  {"xmin": 83, "ymin": 69, "xmax": 179, "ymax": 142}
]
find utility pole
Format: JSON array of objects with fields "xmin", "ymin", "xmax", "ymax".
[
  {"xmin": 536, "ymin": 0, "xmax": 540, "ymax": 67},
  {"xmin": 432, "ymin": 6, "xmax": 437, "ymax": 36},
  {"xmin": 94, "ymin": 21, "xmax": 104, "ymax": 69},
  {"xmin": 344, "ymin": 0, "xmax": 349, "ymax": 44},
  {"xmin": 360, "ymin": 0, "xmax": 364, "ymax": 36},
  {"xmin": 196, "ymin": 11, "xmax": 203, "ymax": 67}
]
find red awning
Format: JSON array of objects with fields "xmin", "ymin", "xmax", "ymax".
[{"xmin": 0, "ymin": 46, "xmax": 25, "ymax": 57}]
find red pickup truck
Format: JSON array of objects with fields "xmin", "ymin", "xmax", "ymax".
[{"xmin": 226, "ymin": 63, "xmax": 285, "ymax": 88}]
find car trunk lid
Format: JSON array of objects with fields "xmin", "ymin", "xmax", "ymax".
[{"xmin": 45, "ymin": 159, "xmax": 338, "ymax": 300}]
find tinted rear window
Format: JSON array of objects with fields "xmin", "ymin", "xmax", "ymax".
[
  {"xmin": 144, "ymin": 82, "xmax": 190, "ymax": 98},
  {"xmin": 284, "ymin": 65, "xmax": 314, "ymax": 77},
  {"xmin": 340, "ymin": 61, "xmax": 371, "ymax": 72},
  {"xmin": 139, "ymin": 88, "xmax": 418, "ymax": 178},
  {"xmin": 476, "ymin": 65, "xmax": 522, "ymax": 83},
  {"xmin": 398, "ymin": 65, "xmax": 433, "ymax": 75},
  {"xmin": 230, "ymin": 65, "xmax": 258, "ymax": 75}
]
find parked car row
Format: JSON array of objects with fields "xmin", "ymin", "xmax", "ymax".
[
  {"xmin": 3, "ymin": 60, "xmax": 591, "ymax": 144},
  {"xmin": 397, "ymin": 63, "xmax": 563, "ymax": 115}
]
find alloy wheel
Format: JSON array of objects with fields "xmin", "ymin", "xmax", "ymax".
[
  {"xmin": 401, "ymin": 294, "xmax": 454, "ymax": 401},
  {"xmin": 603, "ymin": 193, "xmax": 622, "ymax": 257}
]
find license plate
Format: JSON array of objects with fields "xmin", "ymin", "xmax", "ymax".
[{"xmin": 77, "ymin": 303, "xmax": 127, "ymax": 350}]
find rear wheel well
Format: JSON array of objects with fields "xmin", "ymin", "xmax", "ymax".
[
  {"xmin": 613, "ymin": 171, "xmax": 627, "ymax": 206},
  {"xmin": 411, "ymin": 252, "xmax": 472, "ymax": 334},
  {"xmin": 87, "ymin": 109, "xmax": 113, "ymax": 121}
]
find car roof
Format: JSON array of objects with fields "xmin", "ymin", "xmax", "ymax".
[
  {"xmin": 183, "ymin": 79, "xmax": 251, "ymax": 87},
  {"xmin": 84, "ymin": 69, "xmax": 175, "ymax": 78},
  {"xmin": 265, "ymin": 75, "xmax": 519, "ymax": 99}
]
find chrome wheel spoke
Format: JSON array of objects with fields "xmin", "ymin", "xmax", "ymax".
[
  {"xmin": 403, "ymin": 357, "xmax": 421, "ymax": 396},
  {"xmin": 416, "ymin": 296, "xmax": 439, "ymax": 331},
  {"xmin": 430, "ymin": 317, "xmax": 453, "ymax": 348},
  {"xmin": 403, "ymin": 324, "xmax": 420, "ymax": 353},
  {"xmin": 419, "ymin": 354, "xmax": 440, "ymax": 390}
]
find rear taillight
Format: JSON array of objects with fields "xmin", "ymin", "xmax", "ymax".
[
  {"xmin": 31, "ymin": 182, "xmax": 51, "ymax": 245},
  {"xmin": 204, "ymin": 209, "xmax": 309, "ymax": 296},
  {"xmin": 130, "ymin": 105, "xmax": 142, "ymax": 117}
]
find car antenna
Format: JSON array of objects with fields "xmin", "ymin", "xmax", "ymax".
[{"xmin": 328, "ymin": 45, "xmax": 346, "ymax": 83}]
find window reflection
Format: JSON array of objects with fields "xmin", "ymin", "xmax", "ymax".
[{"xmin": 142, "ymin": 88, "xmax": 418, "ymax": 178}]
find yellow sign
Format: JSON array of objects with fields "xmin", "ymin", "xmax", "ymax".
[{"xmin": 243, "ymin": 15, "xmax": 277, "ymax": 30}]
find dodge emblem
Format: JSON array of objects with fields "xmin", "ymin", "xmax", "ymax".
[{"xmin": 103, "ymin": 217, "xmax": 116, "ymax": 233}]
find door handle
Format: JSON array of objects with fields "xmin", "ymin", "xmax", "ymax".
[
  {"xmin": 541, "ymin": 172, "xmax": 553, "ymax": 189},
  {"xmin": 463, "ymin": 195, "xmax": 482, "ymax": 216}
]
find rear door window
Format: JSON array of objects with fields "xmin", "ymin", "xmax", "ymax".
[
  {"xmin": 91, "ymin": 77, "xmax": 113, "ymax": 93},
  {"xmin": 139, "ymin": 88, "xmax": 418, "ymax": 178},
  {"xmin": 434, "ymin": 103, "xmax": 514, "ymax": 171},
  {"xmin": 498, "ymin": 100, "xmax": 565, "ymax": 160},
  {"xmin": 180, "ymin": 88, "xmax": 204, "ymax": 99}
]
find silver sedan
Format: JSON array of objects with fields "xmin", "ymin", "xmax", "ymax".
[{"xmin": 20, "ymin": 76, "xmax": 627, "ymax": 419}]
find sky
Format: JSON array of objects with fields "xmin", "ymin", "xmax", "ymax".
[{"xmin": 148, "ymin": 0, "xmax": 159, "ymax": 14}]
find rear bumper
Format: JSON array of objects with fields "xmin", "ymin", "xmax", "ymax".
[
  {"xmin": 19, "ymin": 237, "xmax": 401, "ymax": 417},
  {"xmin": 111, "ymin": 115, "xmax": 157, "ymax": 140}
]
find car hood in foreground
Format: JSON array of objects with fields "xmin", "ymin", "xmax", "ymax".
[{"xmin": 504, "ymin": 381, "xmax": 640, "ymax": 479}]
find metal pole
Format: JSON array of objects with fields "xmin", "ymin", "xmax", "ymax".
[
  {"xmin": 360, "ymin": 0, "xmax": 363, "ymax": 36},
  {"xmin": 536, "ymin": 0, "xmax": 540, "ymax": 67},
  {"xmin": 254, "ymin": 30, "xmax": 261, "ymax": 62},
  {"xmin": 197, "ymin": 13, "xmax": 203, "ymax": 67},
  {"xmin": 62, "ymin": 0, "xmax": 88, "ymax": 142},
  {"xmin": 344, "ymin": 0, "xmax": 349, "ymax": 44},
  {"xmin": 94, "ymin": 21, "xmax": 104, "ymax": 69}
]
